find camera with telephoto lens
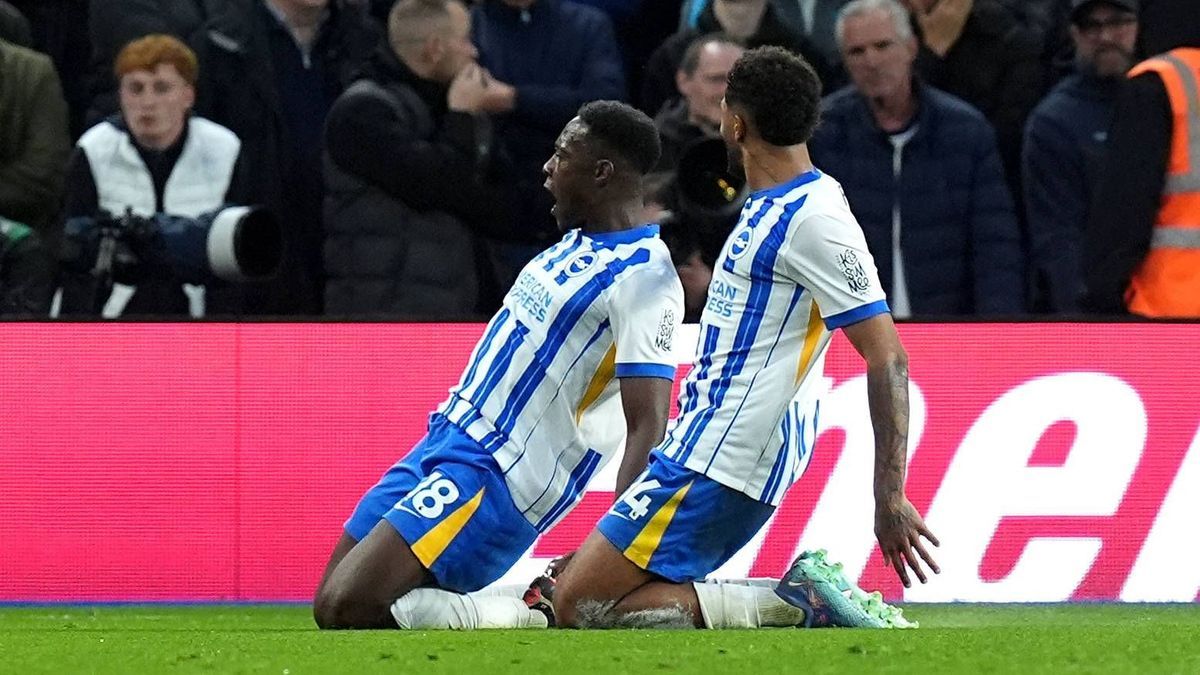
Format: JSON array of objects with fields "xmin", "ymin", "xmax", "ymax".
[{"xmin": 61, "ymin": 205, "xmax": 283, "ymax": 288}]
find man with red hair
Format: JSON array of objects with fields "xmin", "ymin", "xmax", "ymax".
[{"xmin": 59, "ymin": 34, "xmax": 249, "ymax": 317}]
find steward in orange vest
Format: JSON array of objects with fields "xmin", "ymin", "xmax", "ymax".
[
  {"xmin": 1086, "ymin": 42, "xmax": 1200, "ymax": 318},
  {"xmin": 1123, "ymin": 48, "xmax": 1200, "ymax": 317}
]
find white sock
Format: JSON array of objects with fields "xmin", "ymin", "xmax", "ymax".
[
  {"xmin": 692, "ymin": 580, "xmax": 805, "ymax": 629},
  {"xmin": 390, "ymin": 588, "xmax": 549, "ymax": 630}
]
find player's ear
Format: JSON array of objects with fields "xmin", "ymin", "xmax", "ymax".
[
  {"xmin": 732, "ymin": 114, "xmax": 747, "ymax": 143},
  {"xmin": 594, "ymin": 158, "xmax": 614, "ymax": 185}
]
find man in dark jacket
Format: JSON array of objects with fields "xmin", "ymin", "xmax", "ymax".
[
  {"xmin": 192, "ymin": 0, "xmax": 378, "ymax": 315},
  {"xmin": 323, "ymin": 0, "xmax": 517, "ymax": 318},
  {"xmin": 470, "ymin": 0, "xmax": 626, "ymax": 284},
  {"xmin": 811, "ymin": 0, "xmax": 1024, "ymax": 316},
  {"xmin": 1022, "ymin": 0, "xmax": 1138, "ymax": 313}
]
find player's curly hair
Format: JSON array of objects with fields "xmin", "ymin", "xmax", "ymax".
[
  {"xmin": 577, "ymin": 100, "xmax": 662, "ymax": 176},
  {"xmin": 725, "ymin": 46, "xmax": 822, "ymax": 146}
]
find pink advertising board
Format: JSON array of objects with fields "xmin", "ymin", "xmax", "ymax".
[{"xmin": 1, "ymin": 323, "xmax": 1197, "ymax": 602}]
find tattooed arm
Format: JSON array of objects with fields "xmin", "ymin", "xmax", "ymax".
[{"xmin": 842, "ymin": 314, "xmax": 940, "ymax": 587}]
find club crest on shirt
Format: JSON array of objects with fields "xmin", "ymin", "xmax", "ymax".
[
  {"xmin": 565, "ymin": 251, "xmax": 598, "ymax": 277},
  {"xmin": 728, "ymin": 226, "xmax": 753, "ymax": 261},
  {"xmin": 837, "ymin": 249, "xmax": 872, "ymax": 295},
  {"xmin": 655, "ymin": 308, "xmax": 676, "ymax": 351}
]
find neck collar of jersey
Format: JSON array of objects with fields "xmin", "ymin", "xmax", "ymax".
[
  {"xmin": 751, "ymin": 168, "xmax": 821, "ymax": 200},
  {"xmin": 580, "ymin": 223, "xmax": 660, "ymax": 247}
]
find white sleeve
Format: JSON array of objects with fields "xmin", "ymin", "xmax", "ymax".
[
  {"xmin": 779, "ymin": 200, "xmax": 890, "ymax": 330},
  {"xmin": 608, "ymin": 255, "xmax": 684, "ymax": 380}
]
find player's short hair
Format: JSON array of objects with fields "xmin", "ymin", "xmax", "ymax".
[
  {"xmin": 678, "ymin": 33, "xmax": 743, "ymax": 77},
  {"xmin": 724, "ymin": 46, "xmax": 821, "ymax": 146},
  {"xmin": 114, "ymin": 34, "xmax": 198, "ymax": 85},
  {"xmin": 577, "ymin": 100, "xmax": 662, "ymax": 176},
  {"xmin": 388, "ymin": 0, "xmax": 457, "ymax": 49}
]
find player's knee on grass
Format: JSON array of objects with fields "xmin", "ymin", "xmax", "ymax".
[{"xmin": 313, "ymin": 579, "xmax": 396, "ymax": 630}]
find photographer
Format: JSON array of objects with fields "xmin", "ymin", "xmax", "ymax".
[
  {"xmin": 0, "ymin": 216, "xmax": 54, "ymax": 316},
  {"xmin": 59, "ymin": 34, "xmax": 249, "ymax": 318}
]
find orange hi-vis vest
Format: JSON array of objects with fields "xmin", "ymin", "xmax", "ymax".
[{"xmin": 1126, "ymin": 48, "xmax": 1200, "ymax": 317}]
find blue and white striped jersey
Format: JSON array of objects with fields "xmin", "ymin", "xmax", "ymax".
[
  {"xmin": 438, "ymin": 224, "xmax": 684, "ymax": 531},
  {"xmin": 660, "ymin": 169, "xmax": 889, "ymax": 506}
]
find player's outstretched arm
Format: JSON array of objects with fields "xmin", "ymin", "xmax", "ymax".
[
  {"xmin": 842, "ymin": 313, "xmax": 940, "ymax": 587},
  {"xmin": 614, "ymin": 377, "xmax": 673, "ymax": 498}
]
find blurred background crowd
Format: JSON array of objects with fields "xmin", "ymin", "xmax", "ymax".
[{"xmin": 0, "ymin": 0, "xmax": 1197, "ymax": 321}]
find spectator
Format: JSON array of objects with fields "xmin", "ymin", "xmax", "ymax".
[
  {"xmin": 645, "ymin": 0, "xmax": 829, "ymax": 118},
  {"xmin": 654, "ymin": 33, "xmax": 744, "ymax": 171},
  {"xmin": 903, "ymin": 0, "xmax": 1046, "ymax": 199},
  {"xmin": 191, "ymin": 0, "xmax": 378, "ymax": 315},
  {"xmin": 810, "ymin": 0, "xmax": 1024, "ymax": 317},
  {"xmin": 0, "ymin": 37, "xmax": 70, "ymax": 235},
  {"xmin": 323, "ymin": 0, "xmax": 518, "ymax": 317},
  {"xmin": 471, "ymin": 0, "xmax": 626, "ymax": 285},
  {"xmin": 1023, "ymin": 0, "xmax": 1137, "ymax": 313},
  {"xmin": 1085, "ymin": 3, "xmax": 1200, "ymax": 317},
  {"xmin": 59, "ymin": 34, "xmax": 249, "ymax": 318},
  {"xmin": 0, "ymin": 216, "xmax": 54, "ymax": 316},
  {"xmin": 0, "ymin": 1, "xmax": 31, "ymax": 46}
]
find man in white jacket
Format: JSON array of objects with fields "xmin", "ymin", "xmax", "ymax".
[{"xmin": 60, "ymin": 33, "xmax": 249, "ymax": 317}]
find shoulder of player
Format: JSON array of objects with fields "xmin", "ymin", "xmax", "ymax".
[
  {"xmin": 604, "ymin": 238, "xmax": 680, "ymax": 290},
  {"xmin": 780, "ymin": 177, "xmax": 853, "ymax": 227}
]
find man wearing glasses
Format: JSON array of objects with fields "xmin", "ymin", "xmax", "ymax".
[{"xmin": 1022, "ymin": 0, "xmax": 1138, "ymax": 313}]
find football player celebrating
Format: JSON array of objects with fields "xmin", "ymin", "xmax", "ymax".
[
  {"xmin": 550, "ymin": 46, "xmax": 939, "ymax": 630},
  {"xmin": 314, "ymin": 100, "xmax": 684, "ymax": 630}
]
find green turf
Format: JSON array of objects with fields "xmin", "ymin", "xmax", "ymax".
[{"xmin": 1, "ymin": 604, "xmax": 1197, "ymax": 674}]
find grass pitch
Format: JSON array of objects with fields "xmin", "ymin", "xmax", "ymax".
[{"xmin": 1, "ymin": 604, "xmax": 1196, "ymax": 674}]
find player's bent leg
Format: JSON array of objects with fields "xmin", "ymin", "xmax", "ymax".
[
  {"xmin": 313, "ymin": 519, "xmax": 431, "ymax": 629},
  {"xmin": 552, "ymin": 529, "xmax": 696, "ymax": 628},
  {"xmin": 554, "ymin": 452, "xmax": 791, "ymax": 629},
  {"xmin": 555, "ymin": 531, "xmax": 804, "ymax": 629},
  {"xmin": 312, "ymin": 531, "xmax": 360, "ymax": 626}
]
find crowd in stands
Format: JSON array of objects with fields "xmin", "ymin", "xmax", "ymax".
[{"xmin": 0, "ymin": 0, "xmax": 1197, "ymax": 320}]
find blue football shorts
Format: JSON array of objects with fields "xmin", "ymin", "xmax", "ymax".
[
  {"xmin": 597, "ymin": 451, "xmax": 776, "ymax": 583},
  {"xmin": 344, "ymin": 415, "xmax": 538, "ymax": 593}
]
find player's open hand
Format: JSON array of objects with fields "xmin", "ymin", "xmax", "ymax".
[{"xmin": 875, "ymin": 497, "xmax": 940, "ymax": 587}]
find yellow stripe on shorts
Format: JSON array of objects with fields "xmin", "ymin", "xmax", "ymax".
[
  {"xmin": 623, "ymin": 481, "xmax": 694, "ymax": 569},
  {"xmin": 410, "ymin": 487, "xmax": 485, "ymax": 568}
]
